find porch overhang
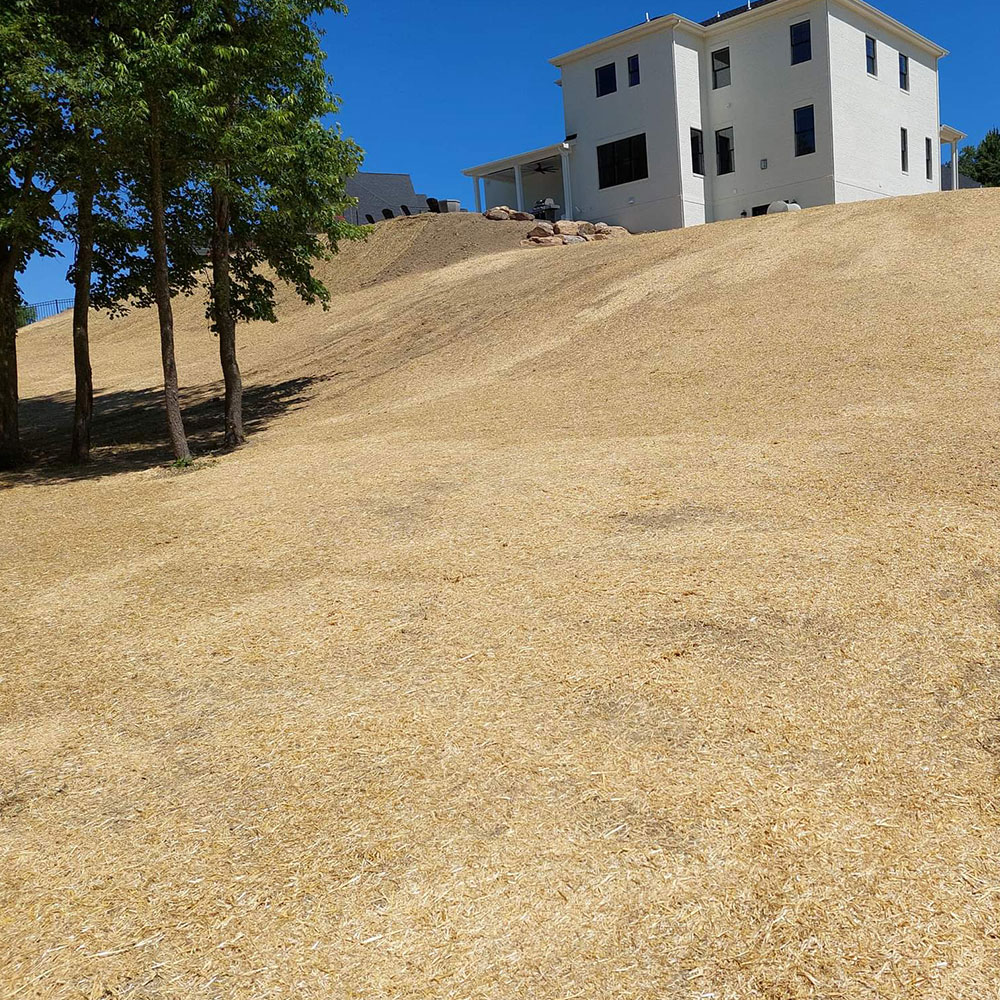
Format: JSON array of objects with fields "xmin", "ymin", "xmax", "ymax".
[
  {"xmin": 462, "ymin": 141, "xmax": 573, "ymax": 179},
  {"xmin": 940, "ymin": 125, "xmax": 967, "ymax": 191},
  {"xmin": 463, "ymin": 141, "xmax": 576, "ymax": 219}
]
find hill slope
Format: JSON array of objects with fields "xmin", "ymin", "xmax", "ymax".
[{"xmin": 4, "ymin": 191, "xmax": 1000, "ymax": 999}]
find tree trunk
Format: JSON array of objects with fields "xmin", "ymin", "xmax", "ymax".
[
  {"xmin": 69, "ymin": 172, "xmax": 96, "ymax": 464},
  {"xmin": 148, "ymin": 99, "xmax": 190, "ymax": 463},
  {"xmin": 210, "ymin": 180, "xmax": 244, "ymax": 447},
  {"xmin": 0, "ymin": 251, "xmax": 21, "ymax": 470}
]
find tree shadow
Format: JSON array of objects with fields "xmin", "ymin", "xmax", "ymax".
[{"xmin": 2, "ymin": 374, "xmax": 330, "ymax": 487}]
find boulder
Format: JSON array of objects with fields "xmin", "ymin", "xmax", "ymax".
[
  {"xmin": 591, "ymin": 232, "xmax": 612, "ymax": 241},
  {"xmin": 510, "ymin": 211, "xmax": 535, "ymax": 221},
  {"xmin": 527, "ymin": 222, "xmax": 555, "ymax": 238},
  {"xmin": 485, "ymin": 208, "xmax": 510, "ymax": 221},
  {"xmin": 594, "ymin": 222, "xmax": 612, "ymax": 233},
  {"xmin": 562, "ymin": 234, "xmax": 587, "ymax": 244},
  {"xmin": 604, "ymin": 226, "xmax": 631, "ymax": 237},
  {"xmin": 555, "ymin": 220, "xmax": 597, "ymax": 237},
  {"xmin": 529, "ymin": 236, "xmax": 564, "ymax": 247}
]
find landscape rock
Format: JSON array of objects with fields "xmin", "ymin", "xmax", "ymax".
[
  {"xmin": 604, "ymin": 226, "xmax": 631, "ymax": 237},
  {"xmin": 530, "ymin": 236, "xmax": 564, "ymax": 247},
  {"xmin": 553, "ymin": 220, "xmax": 582, "ymax": 236},
  {"xmin": 510, "ymin": 211, "xmax": 535, "ymax": 221},
  {"xmin": 594, "ymin": 222, "xmax": 612, "ymax": 233},
  {"xmin": 527, "ymin": 222, "xmax": 555, "ymax": 238},
  {"xmin": 561, "ymin": 234, "xmax": 587, "ymax": 244},
  {"xmin": 591, "ymin": 232, "xmax": 612, "ymax": 240},
  {"xmin": 484, "ymin": 208, "xmax": 510, "ymax": 221}
]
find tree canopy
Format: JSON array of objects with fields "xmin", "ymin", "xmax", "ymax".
[
  {"xmin": 0, "ymin": 0, "xmax": 362, "ymax": 468},
  {"xmin": 958, "ymin": 129, "xmax": 1000, "ymax": 188}
]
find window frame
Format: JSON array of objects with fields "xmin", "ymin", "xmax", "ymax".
[
  {"xmin": 793, "ymin": 104, "xmax": 816, "ymax": 157},
  {"xmin": 866, "ymin": 35, "xmax": 878, "ymax": 75},
  {"xmin": 900, "ymin": 127, "xmax": 909, "ymax": 173},
  {"xmin": 925, "ymin": 136, "xmax": 933, "ymax": 180},
  {"xmin": 596, "ymin": 132, "xmax": 649, "ymax": 189},
  {"xmin": 690, "ymin": 128, "xmax": 705, "ymax": 175},
  {"xmin": 595, "ymin": 61, "xmax": 617, "ymax": 98},
  {"xmin": 628, "ymin": 54, "xmax": 640, "ymax": 87},
  {"xmin": 790, "ymin": 20, "xmax": 812, "ymax": 65},
  {"xmin": 711, "ymin": 47, "xmax": 731, "ymax": 89},
  {"xmin": 715, "ymin": 126, "xmax": 735, "ymax": 176},
  {"xmin": 899, "ymin": 52, "xmax": 909, "ymax": 91}
]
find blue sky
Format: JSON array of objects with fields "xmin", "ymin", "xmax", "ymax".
[{"xmin": 20, "ymin": 0, "xmax": 997, "ymax": 302}]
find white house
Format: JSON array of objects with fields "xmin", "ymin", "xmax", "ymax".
[{"xmin": 463, "ymin": 0, "xmax": 964, "ymax": 231}]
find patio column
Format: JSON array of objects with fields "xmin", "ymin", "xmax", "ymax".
[
  {"xmin": 951, "ymin": 140, "xmax": 959, "ymax": 189},
  {"xmin": 560, "ymin": 149, "xmax": 573, "ymax": 221},
  {"xmin": 474, "ymin": 176, "xmax": 482, "ymax": 213},
  {"xmin": 513, "ymin": 164, "xmax": 525, "ymax": 213}
]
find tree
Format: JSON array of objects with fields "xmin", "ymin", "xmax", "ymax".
[
  {"xmin": 103, "ymin": 0, "xmax": 223, "ymax": 463},
  {"xmin": 197, "ymin": 0, "xmax": 362, "ymax": 447},
  {"xmin": 958, "ymin": 129, "xmax": 1000, "ymax": 188},
  {"xmin": 0, "ymin": 2, "xmax": 63, "ymax": 468},
  {"xmin": 44, "ymin": 0, "xmax": 116, "ymax": 463}
]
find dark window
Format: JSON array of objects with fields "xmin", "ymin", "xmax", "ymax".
[
  {"xmin": 866, "ymin": 35, "xmax": 877, "ymax": 75},
  {"xmin": 899, "ymin": 53, "xmax": 909, "ymax": 91},
  {"xmin": 752, "ymin": 204, "xmax": 770, "ymax": 217},
  {"xmin": 794, "ymin": 105, "xmax": 816, "ymax": 157},
  {"xmin": 365, "ymin": 214, "xmax": 376, "ymax": 225},
  {"xmin": 628, "ymin": 54, "xmax": 640, "ymax": 87},
  {"xmin": 716, "ymin": 127, "xmax": 735, "ymax": 175},
  {"xmin": 597, "ymin": 133, "xmax": 648, "ymax": 189},
  {"xmin": 901, "ymin": 127, "xmax": 909, "ymax": 172},
  {"xmin": 400, "ymin": 204, "xmax": 411, "ymax": 216},
  {"xmin": 382, "ymin": 208, "xmax": 395, "ymax": 219},
  {"xmin": 595, "ymin": 62, "xmax": 617, "ymax": 97},
  {"xmin": 690, "ymin": 128, "xmax": 704, "ymax": 175},
  {"xmin": 790, "ymin": 20, "xmax": 811, "ymax": 65},
  {"xmin": 712, "ymin": 47, "xmax": 731, "ymax": 89},
  {"xmin": 925, "ymin": 137, "xmax": 933, "ymax": 180}
]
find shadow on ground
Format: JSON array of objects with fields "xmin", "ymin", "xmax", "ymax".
[{"xmin": 2, "ymin": 375, "xmax": 325, "ymax": 487}]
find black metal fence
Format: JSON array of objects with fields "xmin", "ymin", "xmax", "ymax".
[{"xmin": 18, "ymin": 298, "xmax": 75, "ymax": 328}]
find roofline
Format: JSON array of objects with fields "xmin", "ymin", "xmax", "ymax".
[
  {"xmin": 549, "ymin": 16, "xmax": 682, "ymax": 67},
  {"xmin": 547, "ymin": 0, "xmax": 945, "ymax": 67},
  {"xmin": 462, "ymin": 142, "xmax": 572, "ymax": 177},
  {"xmin": 832, "ymin": 0, "xmax": 946, "ymax": 58}
]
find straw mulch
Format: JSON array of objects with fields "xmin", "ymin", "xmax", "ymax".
[{"xmin": 3, "ymin": 192, "xmax": 1000, "ymax": 998}]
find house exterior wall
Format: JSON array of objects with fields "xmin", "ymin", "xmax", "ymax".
[
  {"xmin": 473, "ymin": 1, "xmax": 947, "ymax": 233},
  {"xmin": 559, "ymin": 29, "xmax": 684, "ymax": 231},
  {"xmin": 700, "ymin": 0, "xmax": 837, "ymax": 220},
  {"xmin": 827, "ymin": 0, "xmax": 941, "ymax": 202},
  {"xmin": 672, "ymin": 27, "xmax": 709, "ymax": 225}
]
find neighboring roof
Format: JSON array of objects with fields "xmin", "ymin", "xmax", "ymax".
[
  {"xmin": 941, "ymin": 163, "xmax": 983, "ymax": 190},
  {"xmin": 344, "ymin": 172, "xmax": 431, "ymax": 223},
  {"xmin": 549, "ymin": 0, "xmax": 946, "ymax": 67},
  {"xmin": 463, "ymin": 142, "xmax": 572, "ymax": 178}
]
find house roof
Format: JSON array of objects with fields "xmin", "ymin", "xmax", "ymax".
[{"xmin": 549, "ymin": 0, "xmax": 946, "ymax": 67}]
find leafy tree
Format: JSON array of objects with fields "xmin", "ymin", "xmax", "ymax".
[
  {"xmin": 197, "ymin": 0, "xmax": 362, "ymax": 447},
  {"xmin": 102, "ymin": 0, "xmax": 223, "ymax": 463},
  {"xmin": 0, "ymin": 2, "xmax": 64, "ymax": 468},
  {"xmin": 958, "ymin": 129, "xmax": 1000, "ymax": 188}
]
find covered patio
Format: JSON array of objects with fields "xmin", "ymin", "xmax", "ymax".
[
  {"xmin": 463, "ymin": 141, "xmax": 575, "ymax": 220},
  {"xmin": 940, "ymin": 125, "xmax": 967, "ymax": 190}
]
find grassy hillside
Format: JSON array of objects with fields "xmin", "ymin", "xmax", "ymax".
[{"xmin": 3, "ymin": 191, "xmax": 1000, "ymax": 999}]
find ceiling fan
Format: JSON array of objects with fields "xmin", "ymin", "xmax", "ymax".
[{"xmin": 531, "ymin": 160, "xmax": 558, "ymax": 174}]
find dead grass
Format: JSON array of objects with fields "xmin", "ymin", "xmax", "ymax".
[{"xmin": 3, "ymin": 190, "xmax": 1000, "ymax": 998}]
